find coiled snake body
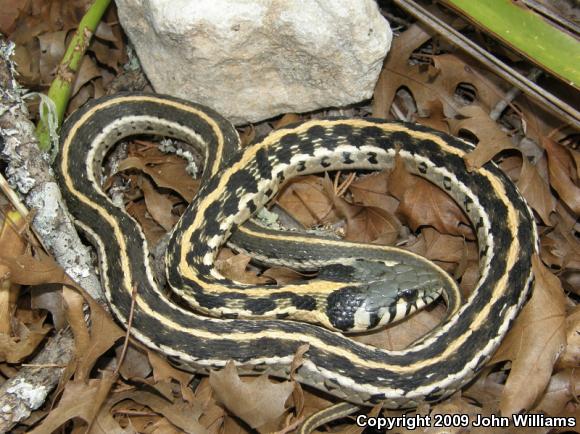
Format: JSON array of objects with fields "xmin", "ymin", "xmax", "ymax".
[{"xmin": 56, "ymin": 93, "xmax": 536, "ymax": 419}]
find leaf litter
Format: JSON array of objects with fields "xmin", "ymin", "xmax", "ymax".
[{"xmin": 0, "ymin": 0, "xmax": 578, "ymax": 432}]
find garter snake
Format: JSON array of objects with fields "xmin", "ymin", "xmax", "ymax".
[{"xmin": 56, "ymin": 93, "xmax": 536, "ymax": 427}]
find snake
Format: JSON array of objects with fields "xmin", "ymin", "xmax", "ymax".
[{"xmin": 56, "ymin": 93, "xmax": 536, "ymax": 430}]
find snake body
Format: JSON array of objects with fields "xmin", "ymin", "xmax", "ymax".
[{"xmin": 56, "ymin": 93, "xmax": 536, "ymax": 409}]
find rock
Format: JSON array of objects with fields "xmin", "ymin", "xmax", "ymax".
[{"xmin": 115, "ymin": 0, "xmax": 391, "ymax": 124}]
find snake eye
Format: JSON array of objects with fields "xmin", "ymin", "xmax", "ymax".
[{"xmin": 399, "ymin": 289, "xmax": 416, "ymax": 302}]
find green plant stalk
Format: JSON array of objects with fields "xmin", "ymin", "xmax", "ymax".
[
  {"xmin": 441, "ymin": 0, "xmax": 580, "ymax": 88},
  {"xmin": 36, "ymin": 0, "xmax": 112, "ymax": 152}
]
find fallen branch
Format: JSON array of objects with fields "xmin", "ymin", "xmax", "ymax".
[
  {"xmin": 0, "ymin": 329, "xmax": 74, "ymax": 432},
  {"xmin": 0, "ymin": 38, "xmax": 105, "ymax": 431}
]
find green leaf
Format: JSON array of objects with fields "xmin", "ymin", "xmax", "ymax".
[{"xmin": 441, "ymin": 0, "xmax": 580, "ymax": 87}]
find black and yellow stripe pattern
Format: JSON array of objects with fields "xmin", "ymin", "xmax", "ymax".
[{"xmin": 56, "ymin": 93, "xmax": 536, "ymax": 408}]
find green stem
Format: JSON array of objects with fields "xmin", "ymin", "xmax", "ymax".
[{"xmin": 36, "ymin": 0, "xmax": 112, "ymax": 152}]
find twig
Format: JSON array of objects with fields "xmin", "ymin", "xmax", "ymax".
[
  {"xmin": 85, "ymin": 286, "xmax": 136, "ymax": 434},
  {"xmin": 0, "ymin": 264, "xmax": 11, "ymax": 335},
  {"xmin": 112, "ymin": 410, "xmax": 158, "ymax": 417},
  {"xmin": 490, "ymin": 68, "xmax": 543, "ymax": 121},
  {"xmin": 0, "ymin": 172, "xmax": 29, "ymax": 218},
  {"xmin": 0, "ymin": 175, "xmax": 54, "ymax": 254},
  {"xmin": 380, "ymin": 9, "xmax": 413, "ymax": 28},
  {"xmin": 391, "ymin": 0, "xmax": 580, "ymax": 129},
  {"xmin": 275, "ymin": 416, "xmax": 304, "ymax": 434},
  {"xmin": 113, "ymin": 286, "xmax": 138, "ymax": 377},
  {"xmin": 334, "ymin": 172, "xmax": 356, "ymax": 198},
  {"xmin": 20, "ymin": 364, "xmax": 68, "ymax": 368}
]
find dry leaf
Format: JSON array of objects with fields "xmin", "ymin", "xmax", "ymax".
[
  {"xmin": 47, "ymin": 1, "xmax": 89, "ymax": 33},
  {"xmin": 116, "ymin": 345, "xmax": 152, "ymax": 380},
  {"xmin": 6, "ymin": 0, "xmax": 126, "ymax": 98},
  {"xmin": 37, "ymin": 30, "xmax": 67, "ymax": 83},
  {"xmin": 451, "ymin": 105, "xmax": 515, "ymax": 169},
  {"xmin": 556, "ymin": 305, "xmax": 580, "ymax": 369},
  {"xmin": 195, "ymin": 378, "xmax": 227, "ymax": 433},
  {"xmin": 539, "ymin": 227, "xmax": 579, "ymax": 271},
  {"xmin": 0, "ymin": 248, "xmax": 67, "ymax": 286},
  {"xmin": 388, "ymin": 155, "xmax": 472, "ymax": 239},
  {"xmin": 139, "ymin": 177, "xmax": 178, "ymax": 231},
  {"xmin": 429, "ymin": 396, "xmax": 505, "ymax": 434},
  {"xmin": 0, "ymin": 0, "xmax": 25, "ymax": 34},
  {"xmin": 323, "ymin": 174, "xmax": 402, "ymax": 244},
  {"xmin": 0, "ymin": 212, "xmax": 27, "ymax": 334},
  {"xmin": 458, "ymin": 260, "xmax": 480, "ymax": 294},
  {"xmin": 71, "ymin": 55, "xmax": 102, "ymax": 96},
  {"xmin": 261, "ymin": 266, "xmax": 304, "ymax": 284},
  {"xmin": 492, "ymin": 255, "xmax": 566, "ymax": 415},
  {"xmin": 276, "ymin": 175, "xmax": 338, "ymax": 228},
  {"xmin": 66, "ymin": 81, "xmax": 94, "ymax": 114},
  {"xmin": 75, "ymin": 294, "xmax": 125, "ymax": 382},
  {"xmin": 31, "ymin": 285, "xmax": 66, "ymax": 329},
  {"xmin": 463, "ymin": 369, "xmax": 504, "ymax": 412},
  {"xmin": 344, "ymin": 205, "xmax": 401, "ymax": 244},
  {"xmin": 272, "ymin": 113, "xmax": 302, "ymax": 129},
  {"xmin": 349, "ymin": 171, "xmax": 398, "ymax": 213},
  {"xmin": 115, "ymin": 405, "xmax": 156, "ymax": 434},
  {"xmin": 106, "ymin": 390, "xmax": 205, "ymax": 434},
  {"xmin": 126, "ymin": 200, "xmax": 166, "ymax": 245},
  {"xmin": 571, "ymin": 148, "xmax": 580, "ymax": 178},
  {"xmin": 373, "ymin": 25, "xmax": 506, "ymax": 121},
  {"xmin": 221, "ymin": 416, "xmax": 247, "ymax": 434},
  {"xmin": 216, "ymin": 251, "xmax": 271, "ymax": 285},
  {"xmin": 118, "ymin": 146, "xmax": 200, "ymax": 202},
  {"xmin": 429, "ymin": 55, "xmax": 505, "ymax": 110},
  {"xmin": 405, "ymin": 227, "xmax": 473, "ymax": 265},
  {"xmin": 372, "ymin": 24, "xmax": 432, "ymax": 117},
  {"xmin": 90, "ymin": 39, "xmax": 125, "ymax": 72},
  {"xmin": 543, "ymin": 138, "xmax": 580, "ymax": 214},
  {"xmin": 498, "ymin": 154, "xmax": 525, "ymax": 181},
  {"xmin": 209, "ymin": 361, "xmax": 294, "ymax": 431},
  {"xmin": 140, "ymin": 418, "xmax": 175, "ymax": 434},
  {"xmin": 148, "ymin": 350, "xmax": 195, "ymax": 403},
  {"xmin": 28, "ymin": 373, "xmax": 116, "ymax": 434},
  {"xmin": 13, "ymin": 41, "xmax": 41, "ymax": 85},
  {"xmin": 94, "ymin": 20, "xmax": 119, "ymax": 42},
  {"xmin": 516, "ymin": 156, "xmax": 556, "ymax": 225},
  {"xmin": 416, "ymin": 99, "xmax": 449, "ymax": 132},
  {"xmin": 533, "ymin": 369, "xmax": 580, "ymax": 417},
  {"xmin": 63, "ymin": 286, "xmax": 90, "ymax": 368},
  {"xmin": 0, "ymin": 314, "xmax": 51, "ymax": 363}
]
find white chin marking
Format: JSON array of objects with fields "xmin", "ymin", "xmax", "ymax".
[
  {"xmin": 353, "ymin": 308, "xmax": 371, "ymax": 330},
  {"xmin": 392, "ymin": 302, "xmax": 407, "ymax": 322}
]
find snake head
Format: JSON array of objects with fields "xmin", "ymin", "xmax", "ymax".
[{"xmin": 320, "ymin": 260, "xmax": 446, "ymax": 333}]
